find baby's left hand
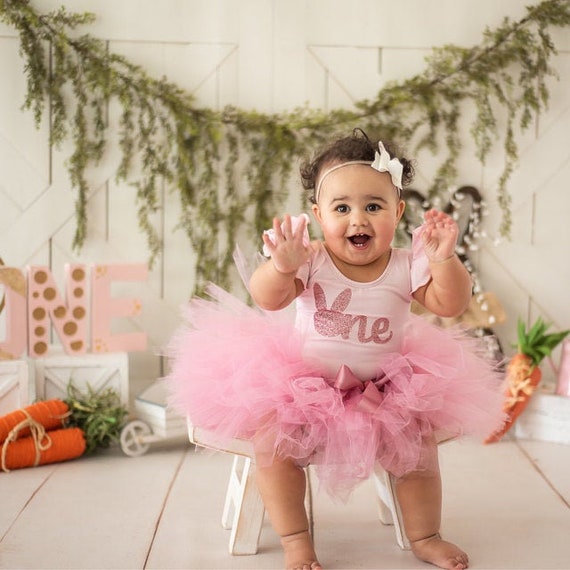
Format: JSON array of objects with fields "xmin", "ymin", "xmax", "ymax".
[{"xmin": 422, "ymin": 209, "xmax": 458, "ymax": 262}]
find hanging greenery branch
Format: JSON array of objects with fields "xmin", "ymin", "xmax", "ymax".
[{"xmin": 1, "ymin": 0, "xmax": 569, "ymax": 293}]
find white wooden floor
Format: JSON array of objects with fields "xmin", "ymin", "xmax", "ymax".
[{"xmin": 1, "ymin": 433, "xmax": 570, "ymax": 569}]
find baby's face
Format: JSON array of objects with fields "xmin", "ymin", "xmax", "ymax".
[{"xmin": 312, "ymin": 163, "xmax": 404, "ymax": 279}]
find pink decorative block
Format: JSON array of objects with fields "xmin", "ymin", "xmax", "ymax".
[
  {"xmin": 555, "ymin": 339, "xmax": 570, "ymax": 397},
  {"xmin": 0, "ymin": 267, "xmax": 27, "ymax": 359},
  {"xmin": 91, "ymin": 263, "xmax": 147, "ymax": 353},
  {"xmin": 27, "ymin": 265, "xmax": 88, "ymax": 357}
]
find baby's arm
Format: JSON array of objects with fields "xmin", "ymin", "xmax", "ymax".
[
  {"xmin": 413, "ymin": 209, "xmax": 472, "ymax": 317},
  {"xmin": 249, "ymin": 214, "xmax": 311, "ymax": 311}
]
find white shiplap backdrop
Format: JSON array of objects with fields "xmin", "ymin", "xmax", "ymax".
[{"xmin": 0, "ymin": 0, "xmax": 569, "ymax": 398}]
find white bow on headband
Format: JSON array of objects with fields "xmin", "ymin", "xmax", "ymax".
[
  {"xmin": 314, "ymin": 141, "xmax": 403, "ymax": 202},
  {"xmin": 371, "ymin": 141, "xmax": 403, "ymax": 191}
]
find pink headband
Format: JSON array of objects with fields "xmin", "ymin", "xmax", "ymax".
[{"xmin": 314, "ymin": 141, "xmax": 403, "ymax": 202}]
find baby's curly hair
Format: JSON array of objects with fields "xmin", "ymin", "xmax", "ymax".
[{"xmin": 300, "ymin": 128, "xmax": 414, "ymax": 203}]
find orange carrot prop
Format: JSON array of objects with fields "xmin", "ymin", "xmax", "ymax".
[
  {"xmin": 1, "ymin": 427, "xmax": 86, "ymax": 472},
  {"xmin": 486, "ymin": 318, "xmax": 569, "ymax": 443},
  {"xmin": 0, "ymin": 383, "xmax": 127, "ymax": 472},
  {"xmin": 0, "ymin": 399, "xmax": 69, "ymax": 444}
]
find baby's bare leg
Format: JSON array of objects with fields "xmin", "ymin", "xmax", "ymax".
[
  {"xmin": 394, "ymin": 445, "xmax": 469, "ymax": 570},
  {"xmin": 256, "ymin": 456, "xmax": 321, "ymax": 570}
]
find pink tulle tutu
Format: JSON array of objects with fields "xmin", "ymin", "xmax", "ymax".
[{"xmin": 165, "ymin": 285, "xmax": 505, "ymax": 499}]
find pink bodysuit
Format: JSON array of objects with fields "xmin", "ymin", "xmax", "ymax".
[{"xmin": 295, "ymin": 242, "xmax": 429, "ymax": 380}]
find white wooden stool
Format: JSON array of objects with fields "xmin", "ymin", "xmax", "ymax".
[
  {"xmin": 187, "ymin": 420, "xmax": 265, "ymax": 555},
  {"xmin": 188, "ymin": 418, "xmax": 407, "ymax": 555}
]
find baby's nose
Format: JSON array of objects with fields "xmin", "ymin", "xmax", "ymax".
[{"xmin": 350, "ymin": 210, "xmax": 369, "ymax": 226}]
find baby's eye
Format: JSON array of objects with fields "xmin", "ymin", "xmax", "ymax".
[
  {"xmin": 335, "ymin": 204, "xmax": 349, "ymax": 213},
  {"xmin": 366, "ymin": 203, "xmax": 382, "ymax": 212}
]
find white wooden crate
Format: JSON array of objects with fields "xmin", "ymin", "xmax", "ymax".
[
  {"xmin": 514, "ymin": 392, "xmax": 570, "ymax": 445},
  {"xmin": 34, "ymin": 348, "xmax": 129, "ymax": 405},
  {"xmin": 0, "ymin": 359, "xmax": 30, "ymax": 415}
]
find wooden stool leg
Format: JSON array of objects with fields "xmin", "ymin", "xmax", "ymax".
[
  {"xmin": 374, "ymin": 471, "xmax": 394, "ymax": 526},
  {"xmin": 223, "ymin": 455, "xmax": 265, "ymax": 555},
  {"xmin": 305, "ymin": 466, "xmax": 314, "ymax": 537},
  {"xmin": 221, "ymin": 455, "xmax": 239, "ymax": 530},
  {"xmin": 373, "ymin": 466, "xmax": 410, "ymax": 550}
]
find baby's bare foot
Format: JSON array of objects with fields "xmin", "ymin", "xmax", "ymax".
[
  {"xmin": 280, "ymin": 530, "xmax": 322, "ymax": 570},
  {"xmin": 410, "ymin": 533, "xmax": 469, "ymax": 570}
]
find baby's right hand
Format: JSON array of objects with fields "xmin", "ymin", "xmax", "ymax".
[{"xmin": 262, "ymin": 214, "xmax": 311, "ymax": 274}]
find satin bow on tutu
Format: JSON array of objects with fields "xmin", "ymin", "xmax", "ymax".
[{"xmin": 331, "ymin": 364, "xmax": 385, "ymax": 413}]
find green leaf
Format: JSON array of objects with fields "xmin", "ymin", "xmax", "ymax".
[
  {"xmin": 64, "ymin": 381, "xmax": 129, "ymax": 454},
  {"xmin": 516, "ymin": 316, "xmax": 570, "ymax": 365}
]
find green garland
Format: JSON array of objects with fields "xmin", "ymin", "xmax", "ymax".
[{"xmin": 1, "ymin": 0, "xmax": 569, "ymax": 293}]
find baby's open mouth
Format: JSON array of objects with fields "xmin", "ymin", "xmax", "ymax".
[{"xmin": 348, "ymin": 234, "xmax": 370, "ymax": 247}]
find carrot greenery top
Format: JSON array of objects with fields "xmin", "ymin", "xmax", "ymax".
[
  {"xmin": 63, "ymin": 383, "xmax": 129, "ymax": 454},
  {"xmin": 516, "ymin": 317, "xmax": 570, "ymax": 368}
]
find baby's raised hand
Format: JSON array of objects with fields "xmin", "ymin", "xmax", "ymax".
[
  {"xmin": 262, "ymin": 214, "xmax": 311, "ymax": 274},
  {"xmin": 422, "ymin": 209, "xmax": 458, "ymax": 262}
]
